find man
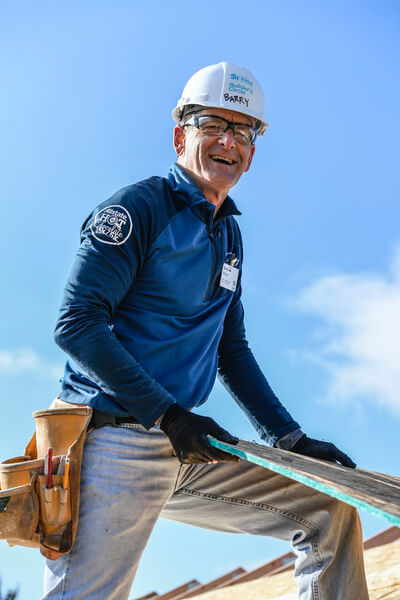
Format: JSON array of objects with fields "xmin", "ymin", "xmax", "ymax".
[{"xmin": 43, "ymin": 62, "xmax": 369, "ymax": 599}]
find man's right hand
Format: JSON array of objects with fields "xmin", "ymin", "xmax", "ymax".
[{"xmin": 160, "ymin": 403, "xmax": 240, "ymax": 464}]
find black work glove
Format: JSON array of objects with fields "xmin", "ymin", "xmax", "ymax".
[
  {"xmin": 160, "ymin": 403, "xmax": 240, "ymax": 464},
  {"xmin": 291, "ymin": 434, "xmax": 356, "ymax": 469}
]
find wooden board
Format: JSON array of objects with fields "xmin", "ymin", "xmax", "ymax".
[{"xmin": 208, "ymin": 438, "xmax": 400, "ymax": 527}]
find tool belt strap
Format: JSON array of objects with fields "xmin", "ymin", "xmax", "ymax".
[{"xmin": 90, "ymin": 409, "xmax": 139, "ymax": 429}]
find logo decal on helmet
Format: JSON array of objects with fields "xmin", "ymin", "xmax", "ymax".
[
  {"xmin": 91, "ymin": 205, "xmax": 133, "ymax": 245},
  {"xmin": 227, "ymin": 74, "xmax": 254, "ymax": 95}
]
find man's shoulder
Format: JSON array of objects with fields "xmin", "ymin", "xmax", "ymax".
[
  {"xmin": 104, "ymin": 175, "xmax": 168, "ymax": 209},
  {"xmin": 87, "ymin": 176, "xmax": 174, "ymax": 222},
  {"xmin": 80, "ymin": 175, "xmax": 186, "ymax": 242},
  {"xmin": 106, "ymin": 174, "xmax": 189, "ymax": 223}
]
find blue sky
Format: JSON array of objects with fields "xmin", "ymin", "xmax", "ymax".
[{"xmin": 1, "ymin": 1, "xmax": 399, "ymax": 598}]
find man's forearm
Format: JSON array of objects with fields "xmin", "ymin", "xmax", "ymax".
[{"xmin": 218, "ymin": 295, "xmax": 301, "ymax": 445}]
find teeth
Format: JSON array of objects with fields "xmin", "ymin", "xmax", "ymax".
[{"xmin": 211, "ymin": 155, "xmax": 234, "ymax": 165}]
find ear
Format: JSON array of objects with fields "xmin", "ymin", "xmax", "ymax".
[
  {"xmin": 243, "ymin": 144, "xmax": 256, "ymax": 173},
  {"xmin": 173, "ymin": 125, "xmax": 186, "ymax": 157}
]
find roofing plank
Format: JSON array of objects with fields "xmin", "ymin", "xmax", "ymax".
[
  {"xmin": 221, "ymin": 552, "xmax": 295, "ymax": 587},
  {"xmin": 208, "ymin": 438, "xmax": 400, "ymax": 526},
  {"xmin": 177, "ymin": 568, "xmax": 246, "ymax": 599},
  {"xmin": 182, "ymin": 539, "xmax": 400, "ymax": 600}
]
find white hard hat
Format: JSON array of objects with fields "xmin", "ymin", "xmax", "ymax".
[{"xmin": 172, "ymin": 62, "xmax": 268, "ymax": 136}]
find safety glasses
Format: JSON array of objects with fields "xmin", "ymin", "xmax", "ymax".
[{"xmin": 183, "ymin": 114, "xmax": 257, "ymax": 145}]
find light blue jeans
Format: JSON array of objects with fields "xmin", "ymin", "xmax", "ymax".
[{"xmin": 42, "ymin": 425, "xmax": 369, "ymax": 600}]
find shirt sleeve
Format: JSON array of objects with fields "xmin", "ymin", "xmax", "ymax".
[
  {"xmin": 54, "ymin": 193, "xmax": 175, "ymax": 429},
  {"xmin": 217, "ymin": 286, "xmax": 301, "ymax": 446}
]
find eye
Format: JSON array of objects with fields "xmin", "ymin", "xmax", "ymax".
[
  {"xmin": 203, "ymin": 124, "xmax": 224, "ymax": 133},
  {"xmin": 234, "ymin": 126, "xmax": 253, "ymax": 143},
  {"xmin": 197, "ymin": 117, "xmax": 226, "ymax": 134}
]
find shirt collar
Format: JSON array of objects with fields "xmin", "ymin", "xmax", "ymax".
[{"xmin": 166, "ymin": 163, "xmax": 242, "ymax": 220}]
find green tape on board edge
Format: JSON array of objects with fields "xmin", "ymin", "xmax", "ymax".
[{"xmin": 208, "ymin": 437, "xmax": 400, "ymax": 528}]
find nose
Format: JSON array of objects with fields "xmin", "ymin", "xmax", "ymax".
[{"xmin": 217, "ymin": 126, "xmax": 236, "ymax": 149}]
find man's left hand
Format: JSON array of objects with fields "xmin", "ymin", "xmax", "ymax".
[{"xmin": 291, "ymin": 435, "xmax": 356, "ymax": 468}]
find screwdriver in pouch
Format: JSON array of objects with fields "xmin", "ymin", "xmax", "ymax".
[{"xmin": 57, "ymin": 455, "xmax": 66, "ymax": 476}]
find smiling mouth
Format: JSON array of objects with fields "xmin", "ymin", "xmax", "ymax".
[{"xmin": 210, "ymin": 154, "xmax": 236, "ymax": 165}]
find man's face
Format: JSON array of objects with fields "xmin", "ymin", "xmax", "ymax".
[{"xmin": 173, "ymin": 107, "xmax": 256, "ymax": 199}]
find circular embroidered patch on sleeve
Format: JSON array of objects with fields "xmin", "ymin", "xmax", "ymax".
[{"xmin": 90, "ymin": 205, "xmax": 133, "ymax": 245}]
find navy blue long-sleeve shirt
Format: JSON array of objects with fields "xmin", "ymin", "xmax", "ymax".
[{"xmin": 55, "ymin": 163, "xmax": 300, "ymax": 444}]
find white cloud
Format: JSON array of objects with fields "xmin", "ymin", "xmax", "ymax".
[
  {"xmin": 0, "ymin": 348, "xmax": 63, "ymax": 380},
  {"xmin": 293, "ymin": 245, "xmax": 400, "ymax": 416}
]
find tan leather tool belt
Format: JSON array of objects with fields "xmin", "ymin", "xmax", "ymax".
[{"xmin": 0, "ymin": 403, "xmax": 92, "ymax": 559}]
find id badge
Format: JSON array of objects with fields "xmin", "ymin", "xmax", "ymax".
[{"xmin": 219, "ymin": 263, "xmax": 239, "ymax": 292}]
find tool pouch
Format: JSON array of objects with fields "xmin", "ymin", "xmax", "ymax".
[
  {"xmin": 0, "ymin": 456, "xmax": 43, "ymax": 547},
  {"xmin": 33, "ymin": 406, "xmax": 92, "ymax": 555},
  {"xmin": 0, "ymin": 481, "xmax": 39, "ymax": 546},
  {"xmin": 37, "ymin": 474, "xmax": 72, "ymax": 552},
  {"xmin": 0, "ymin": 405, "xmax": 92, "ymax": 557}
]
